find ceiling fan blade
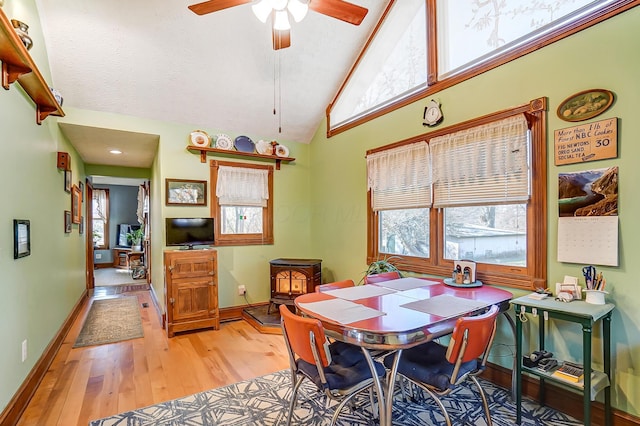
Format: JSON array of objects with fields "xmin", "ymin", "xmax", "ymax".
[
  {"xmin": 308, "ymin": 0, "xmax": 368, "ymax": 25},
  {"xmin": 188, "ymin": 0, "xmax": 252, "ymax": 16},
  {"xmin": 273, "ymin": 28, "xmax": 291, "ymax": 50}
]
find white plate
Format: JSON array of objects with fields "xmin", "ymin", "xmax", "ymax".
[
  {"xmin": 215, "ymin": 134, "xmax": 233, "ymax": 150},
  {"xmin": 275, "ymin": 144, "xmax": 289, "ymax": 157},
  {"xmin": 189, "ymin": 130, "xmax": 210, "ymax": 147},
  {"xmin": 256, "ymin": 140, "xmax": 273, "ymax": 155}
]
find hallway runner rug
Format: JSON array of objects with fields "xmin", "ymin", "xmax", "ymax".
[
  {"xmin": 74, "ymin": 296, "xmax": 144, "ymax": 348},
  {"xmin": 89, "ymin": 369, "xmax": 581, "ymax": 425}
]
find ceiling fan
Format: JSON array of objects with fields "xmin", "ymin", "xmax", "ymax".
[{"xmin": 188, "ymin": 0, "xmax": 368, "ymax": 50}]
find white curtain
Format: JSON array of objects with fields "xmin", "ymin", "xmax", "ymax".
[
  {"xmin": 366, "ymin": 141, "xmax": 431, "ymax": 211},
  {"xmin": 93, "ymin": 189, "xmax": 108, "ymax": 220},
  {"xmin": 216, "ymin": 166, "xmax": 269, "ymax": 207},
  {"xmin": 430, "ymin": 114, "xmax": 530, "ymax": 208}
]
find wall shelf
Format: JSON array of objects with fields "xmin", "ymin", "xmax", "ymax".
[
  {"xmin": 186, "ymin": 146, "xmax": 295, "ymax": 170},
  {"xmin": 0, "ymin": 9, "xmax": 64, "ymax": 124}
]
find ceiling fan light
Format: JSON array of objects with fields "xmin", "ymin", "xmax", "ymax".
[
  {"xmin": 273, "ymin": 10, "xmax": 291, "ymax": 30},
  {"xmin": 251, "ymin": 0, "xmax": 272, "ymax": 23},
  {"xmin": 287, "ymin": 0, "xmax": 308, "ymax": 22}
]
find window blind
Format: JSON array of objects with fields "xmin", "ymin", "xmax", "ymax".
[
  {"xmin": 431, "ymin": 114, "xmax": 529, "ymax": 208},
  {"xmin": 367, "ymin": 141, "xmax": 431, "ymax": 211},
  {"xmin": 216, "ymin": 166, "xmax": 269, "ymax": 207}
]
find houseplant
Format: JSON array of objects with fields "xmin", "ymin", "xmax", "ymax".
[
  {"xmin": 360, "ymin": 256, "xmax": 402, "ymax": 283},
  {"xmin": 126, "ymin": 227, "xmax": 144, "ymax": 252}
]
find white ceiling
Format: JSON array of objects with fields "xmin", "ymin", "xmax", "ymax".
[{"xmin": 36, "ymin": 0, "xmax": 387, "ymax": 169}]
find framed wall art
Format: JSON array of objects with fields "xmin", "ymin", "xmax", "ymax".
[
  {"xmin": 79, "ymin": 216, "xmax": 84, "ymax": 234},
  {"xmin": 165, "ymin": 179, "xmax": 207, "ymax": 206},
  {"xmin": 14, "ymin": 219, "xmax": 30, "ymax": 259},
  {"xmin": 557, "ymin": 89, "xmax": 614, "ymax": 122},
  {"xmin": 64, "ymin": 211, "xmax": 72, "ymax": 233},
  {"xmin": 71, "ymin": 185, "xmax": 82, "ymax": 224},
  {"xmin": 64, "ymin": 169, "xmax": 72, "ymax": 193}
]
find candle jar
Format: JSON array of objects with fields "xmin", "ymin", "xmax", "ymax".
[{"xmin": 11, "ymin": 19, "xmax": 33, "ymax": 51}]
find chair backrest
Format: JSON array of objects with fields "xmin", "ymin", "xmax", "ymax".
[
  {"xmin": 315, "ymin": 279, "xmax": 355, "ymax": 292},
  {"xmin": 446, "ymin": 305, "xmax": 499, "ymax": 364},
  {"xmin": 363, "ymin": 271, "xmax": 401, "ymax": 284},
  {"xmin": 280, "ymin": 304, "xmax": 331, "ymax": 367}
]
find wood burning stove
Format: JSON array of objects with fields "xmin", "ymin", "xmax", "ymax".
[{"xmin": 269, "ymin": 258, "xmax": 321, "ymax": 313}]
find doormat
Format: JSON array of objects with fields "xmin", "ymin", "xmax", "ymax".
[{"xmin": 74, "ymin": 296, "xmax": 144, "ymax": 348}]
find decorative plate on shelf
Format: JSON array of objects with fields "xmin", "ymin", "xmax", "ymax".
[
  {"xmin": 215, "ymin": 134, "xmax": 233, "ymax": 150},
  {"xmin": 255, "ymin": 139, "xmax": 273, "ymax": 155},
  {"xmin": 189, "ymin": 130, "xmax": 210, "ymax": 147},
  {"xmin": 275, "ymin": 144, "xmax": 290, "ymax": 158},
  {"xmin": 557, "ymin": 89, "xmax": 614, "ymax": 122},
  {"xmin": 234, "ymin": 135, "xmax": 255, "ymax": 153}
]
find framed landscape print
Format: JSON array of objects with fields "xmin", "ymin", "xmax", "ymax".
[
  {"xmin": 64, "ymin": 170, "xmax": 72, "ymax": 193},
  {"xmin": 71, "ymin": 185, "xmax": 82, "ymax": 224},
  {"xmin": 165, "ymin": 179, "xmax": 207, "ymax": 206}
]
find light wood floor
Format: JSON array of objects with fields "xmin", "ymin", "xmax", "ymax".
[{"xmin": 17, "ymin": 289, "xmax": 290, "ymax": 425}]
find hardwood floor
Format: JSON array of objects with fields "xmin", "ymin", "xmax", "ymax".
[{"xmin": 17, "ymin": 289, "xmax": 290, "ymax": 425}]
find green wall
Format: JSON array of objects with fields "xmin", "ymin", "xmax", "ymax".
[
  {"xmin": 0, "ymin": 0, "xmax": 86, "ymax": 411},
  {"xmin": 2, "ymin": 0, "xmax": 639, "ymax": 420},
  {"xmin": 308, "ymin": 7, "xmax": 640, "ymax": 416}
]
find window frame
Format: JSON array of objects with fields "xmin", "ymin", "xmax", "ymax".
[
  {"xmin": 366, "ymin": 97, "xmax": 547, "ymax": 290},
  {"xmin": 327, "ymin": 0, "xmax": 637, "ymax": 137},
  {"xmin": 92, "ymin": 188, "xmax": 110, "ymax": 250},
  {"xmin": 210, "ymin": 160, "xmax": 274, "ymax": 246}
]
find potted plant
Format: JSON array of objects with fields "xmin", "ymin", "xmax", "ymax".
[
  {"xmin": 126, "ymin": 228, "xmax": 144, "ymax": 252},
  {"xmin": 360, "ymin": 256, "xmax": 402, "ymax": 283}
]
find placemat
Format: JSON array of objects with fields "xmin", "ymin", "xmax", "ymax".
[
  {"xmin": 298, "ymin": 298, "xmax": 386, "ymax": 324},
  {"xmin": 400, "ymin": 294, "xmax": 488, "ymax": 319}
]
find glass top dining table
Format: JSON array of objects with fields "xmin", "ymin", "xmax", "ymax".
[{"xmin": 294, "ymin": 277, "xmax": 513, "ymax": 426}]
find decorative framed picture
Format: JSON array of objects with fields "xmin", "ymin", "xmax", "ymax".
[
  {"xmin": 79, "ymin": 181, "xmax": 84, "ymax": 198},
  {"xmin": 64, "ymin": 170, "xmax": 72, "ymax": 193},
  {"xmin": 71, "ymin": 185, "xmax": 82, "ymax": 224},
  {"xmin": 79, "ymin": 216, "xmax": 84, "ymax": 234},
  {"xmin": 64, "ymin": 211, "xmax": 72, "ymax": 233},
  {"xmin": 557, "ymin": 89, "xmax": 614, "ymax": 122},
  {"xmin": 13, "ymin": 219, "xmax": 30, "ymax": 259},
  {"xmin": 165, "ymin": 179, "xmax": 207, "ymax": 206}
]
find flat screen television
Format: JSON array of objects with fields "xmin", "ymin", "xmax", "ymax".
[{"xmin": 165, "ymin": 218, "xmax": 215, "ymax": 249}]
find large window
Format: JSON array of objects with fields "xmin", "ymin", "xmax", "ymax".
[
  {"xmin": 210, "ymin": 161, "xmax": 273, "ymax": 246},
  {"xmin": 329, "ymin": 0, "xmax": 632, "ymax": 135},
  {"xmin": 367, "ymin": 98, "xmax": 547, "ymax": 290},
  {"xmin": 92, "ymin": 189, "xmax": 109, "ymax": 249}
]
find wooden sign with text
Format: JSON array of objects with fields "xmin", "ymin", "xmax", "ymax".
[{"xmin": 554, "ymin": 117, "xmax": 617, "ymax": 165}]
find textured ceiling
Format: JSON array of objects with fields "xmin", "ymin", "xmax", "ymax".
[{"xmin": 36, "ymin": 0, "xmax": 386, "ymax": 170}]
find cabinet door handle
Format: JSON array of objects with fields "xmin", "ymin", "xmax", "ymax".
[
  {"xmin": 169, "ymin": 298, "xmax": 175, "ymax": 305},
  {"xmin": 209, "ymin": 271, "xmax": 215, "ymax": 276},
  {"xmin": 168, "ymin": 266, "xmax": 174, "ymax": 272}
]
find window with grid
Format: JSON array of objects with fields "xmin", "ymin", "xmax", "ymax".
[
  {"xmin": 367, "ymin": 99, "xmax": 546, "ymax": 290},
  {"xmin": 210, "ymin": 161, "xmax": 274, "ymax": 246}
]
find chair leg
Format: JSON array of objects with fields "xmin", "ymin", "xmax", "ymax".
[
  {"xmin": 471, "ymin": 376, "xmax": 493, "ymax": 426},
  {"xmin": 414, "ymin": 383, "xmax": 452, "ymax": 426},
  {"xmin": 286, "ymin": 374, "xmax": 305, "ymax": 426}
]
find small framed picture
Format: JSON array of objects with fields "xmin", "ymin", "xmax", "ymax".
[
  {"xmin": 71, "ymin": 185, "xmax": 82, "ymax": 224},
  {"xmin": 79, "ymin": 216, "xmax": 84, "ymax": 234},
  {"xmin": 64, "ymin": 211, "xmax": 72, "ymax": 233},
  {"xmin": 79, "ymin": 181, "xmax": 85, "ymax": 199},
  {"xmin": 14, "ymin": 219, "xmax": 30, "ymax": 259},
  {"xmin": 165, "ymin": 178, "xmax": 207, "ymax": 206},
  {"xmin": 64, "ymin": 170, "xmax": 72, "ymax": 193}
]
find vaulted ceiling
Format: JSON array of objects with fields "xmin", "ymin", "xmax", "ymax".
[{"xmin": 36, "ymin": 0, "xmax": 387, "ymax": 168}]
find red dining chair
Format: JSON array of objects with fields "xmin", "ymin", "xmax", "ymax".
[
  {"xmin": 279, "ymin": 304, "xmax": 385, "ymax": 425},
  {"xmin": 315, "ymin": 279, "xmax": 355, "ymax": 292},
  {"xmin": 384, "ymin": 305, "xmax": 500, "ymax": 426},
  {"xmin": 363, "ymin": 271, "xmax": 401, "ymax": 284}
]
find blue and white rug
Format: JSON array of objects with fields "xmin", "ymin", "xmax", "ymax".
[{"xmin": 89, "ymin": 370, "xmax": 581, "ymax": 425}]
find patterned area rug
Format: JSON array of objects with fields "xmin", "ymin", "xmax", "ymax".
[
  {"xmin": 89, "ymin": 369, "xmax": 581, "ymax": 425},
  {"xmin": 74, "ymin": 296, "xmax": 144, "ymax": 348}
]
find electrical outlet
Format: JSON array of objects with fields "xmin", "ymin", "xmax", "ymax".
[
  {"xmin": 95, "ymin": 253, "xmax": 102, "ymax": 259},
  {"xmin": 238, "ymin": 285, "xmax": 246, "ymax": 296},
  {"xmin": 22, "ymin": 340, "xmax": 27, "ymax": 362}
]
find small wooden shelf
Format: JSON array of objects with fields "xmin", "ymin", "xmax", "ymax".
[
  {"xmin": 187, "ymin": 146, "xmax": 295, "ymax": 170},
  {"xmin": 0, "ymin": 9, "xmax": 64, "ymax": 124}
]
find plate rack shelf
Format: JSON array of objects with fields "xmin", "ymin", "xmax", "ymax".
[
  {"xmin": 0, "ymin": 9, "xmax": 64, "ymax": 124},
  {"xmin": 187, "ymin": 146, "xmax": 295, "ymax": 170}
]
